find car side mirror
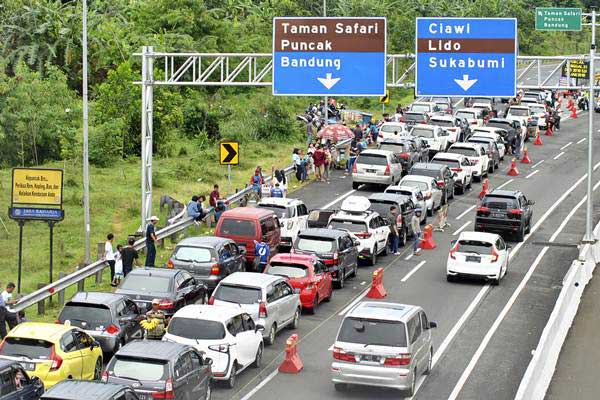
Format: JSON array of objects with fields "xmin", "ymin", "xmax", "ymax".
[
  {"xmin": 353, "ymin": 239, "xmax": 361, "ymax": 247},
  {"xmin": 527, "ymin": 200, "xmax": 535, "ymax": 205},
  {"xmin": 204, "ymin": 357, "xmax": 214, "ymax": 366},
  {"xmin": 255, "ymin": 324, "xmax": 265, "ymax": 332},
  {"xmin": 429, "ymin": 321, "xmax": 438, "ymax": 329}
]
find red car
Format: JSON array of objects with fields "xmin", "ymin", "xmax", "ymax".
[{"xmin": 264, "ymin": 253, "xmax": 333, "ymax": 314}]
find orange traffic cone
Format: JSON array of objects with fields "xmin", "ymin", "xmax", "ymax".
[
  {"xmin": 478, "ymin": 178, "xmax": 489, "ymax": 200},
  {"xmin": 545, "ymin": 124, "xmax": 553, "ymax": 136},
  {"xmin": 420, "ymin": 224, "xmax": 436, "ymax": 250},
  {"xmin": 279, "ymin": 334, "xmax": 303, "ymax": 374},
  {"xmin": 507, "ymin": 158, "xmax": 519, "ymax": 176},
  {"xmin": 521, "ymin": 147, "xmax": 531, "ymax": 164},
  {"xmin": 366, "ymin": 268, "xmax": 387, "ymax": 299},
  {"xmin": 533, "ymin": 132, "xmax": 543, "ymax": 146},
  {"xmin": 570, "ymin": 107, "xmax": 578, "ymax": 119}
]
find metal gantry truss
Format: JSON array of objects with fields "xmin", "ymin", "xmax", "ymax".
[{"xmin": 135, "ymin": 49, "xmax": 600, "ymax": 229}]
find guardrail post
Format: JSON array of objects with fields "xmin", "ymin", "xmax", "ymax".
[
  {"xmin": 57, "ymin": 272, "xmax": 66, "ymax": 306},
  {"xmin": 37, "ymin": 283, "xmax": 45, "ymax": 315},
  {"xmin": 77, "ymin": 264, "xmax": 85, "ymax": 292}
]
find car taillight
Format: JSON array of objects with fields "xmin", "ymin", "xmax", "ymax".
[
  {"xmin": 54, "ymin": 319, "xmax": 61, "ymax": 324},
  {"xmin": 158, "ymin": 299, "xmax": 174, "ymax": 310},
  {"xmin": 355, "ymin": 232, "xmax": 372, "ymax": 239},
  {"xmin": 420, "ymin": 120, "xmax": 427, "ymax": 124},
  {"xmin": 509, "ymin": 209, "xmax": 523, "ymax": 217},
  {"xmin": 436, "ymin": 180, "xmax": 445, "ymax": 188},
  {"xmin": 210, "ymin": 264, "xmax": 220, "ymax": 275},
  {"xmin": 49, "ymin": 346, "xmax": 63, "ymax": 371},
  {"xmin": 384, "ymin": 354, "xmax": 411, "ymax": 366},
  {"xmin": 259, "ymin": 301, "xmax": 268, "ymax": 319},
  {"xmin": 449, "ymin": 242, "xmax": 459, "ymax": 260},
  {"xmin": 323, "ymin": 258, "xmax": 338, "ymax": 266},
  {"xmin": 352, "ymin": 162, "xmax": 357, "ymax": 173},
  {"xmin": 451, "ymin": 168, "xmax": 463, "ymax": 172},
  {"xmin": 384, "ymin": 165, "xmax": 391, "ymax": 176},
  {"xmin": 208, "ymin": 296, "xmax": 214, "ymax": 305},
  {"xmin": 105, "ymin": 324, "xmax": 120, "ymax": 335},
  {"xmin": 477, "ymin": 206, "xmax": 490, "ymax": 215},
  {"xmin": 166, "ymin": 260, "xmax": 174, "ymax": 269},
  {"xmin": 152, "ymin": 378, "xmax": 175, "ymax": 399},
  {"xmin": 491, "ymin": 248, "xmax": 500, "ymax": 263},
  {"xmin": 399, "ymin": 153, "xmax": 410, "ymax": 159},
  {"xmin": 333, "ymin": 347, "xmax": 356, "ymax": 363}
]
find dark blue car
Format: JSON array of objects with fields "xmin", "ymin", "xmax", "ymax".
[{"xmin": 0, "ymin": 359, "xmax": 44, "ymax": 400}]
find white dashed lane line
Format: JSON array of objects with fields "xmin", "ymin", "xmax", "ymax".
[
  {"xmin": 456, "ymin": 205, "xmax": 476, "ymax": 220},
  {"xmin": 452, "ymin": 221, "xmax": 471, "ymax": 236},
  {"xmin": 560, "ymin": 141, "xmax": 573, "ymax": 150},
  {"xmin": 525, "ymin": 170, "xmax": 540, "ymax": 179},
  {"xmin": 553, "ymin": 151, "xmax": 565, "ymax": 160},
  {"xmin": 531, "ymin": 160, "xmax": 544, "ymax": 169}
]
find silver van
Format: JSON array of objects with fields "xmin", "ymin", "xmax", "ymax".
[
  {"xmin": 331, "ymin": 302, "xmax": 437, "ymax": 396},
  {"xmin": 352, "ymin": 149, "xmax": 402, "ymax": 189}
]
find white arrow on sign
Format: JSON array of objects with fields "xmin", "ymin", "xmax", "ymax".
[
  {"xmin": 317, "ymin": 73, "xmax": 341, "ymax": 90},
  {"xmin": 454, "ymin": 74, "xmax": 478, "ymax": 91}
]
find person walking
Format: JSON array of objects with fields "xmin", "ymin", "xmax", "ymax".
[
  {"xmin": 145, "ymin": 216, "xmax": 159, "ymax": 267},
  {"xmin": 104, "ymin": 233, "xmax": 116, "ymax": 283},
  {"xmin": 144, "ymin": 299, "xmax": 166, "ymax": 340},
  {"xmin": 346, "ymin": 139, "xmax": 359, "ymax": 175},
  {"xmin": 387, "ymin": 206, "xmax": 400, "ymax": 255},
  {"xmin": 411, "ymin": 208, "xmax": 423, "ymax": 256},
  {"xmin": 313, "ymin": 144, "xmax": 326, "ymax": 182},
  {"xmin": 121, "ymin": 236, "xmax": 141, "ymax": 277},
  {"xmin": 111, "ymin": 245, "xmax": 124, "ymax": 287},
  {"xmin": 352, "ymin": 124, "xmax": 363, "ymax": 141},
  {"xmin": 323, "ymin": 144, "xmax": 332, "ymax": 182},
  {"xmin": 250, "ymin": 168, "xmax": 264, "ymax": 196},
  {"xmin": 253, "ymin": 240, "xmax": 270, "ymax": 273}
]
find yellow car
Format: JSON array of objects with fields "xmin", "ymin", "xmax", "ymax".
[{"xmin": 0, "ymin": 322, "xmax": 103, "ymax": 389}]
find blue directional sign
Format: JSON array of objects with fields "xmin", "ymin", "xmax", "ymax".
[
  {"xmin": 9, "ymin": 207, "xmax": 64, "ymax": 221},
  {"xmin": 273, "ymin": 17, "xmax": 386, "ymax": 96},
  {"xmin": 415, "ymin": 18, "xmax": 517, "ymax": 97}
]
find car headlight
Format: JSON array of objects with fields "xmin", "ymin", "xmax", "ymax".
[{"xmin": 287, "ymin": 221, "xmax": 294, "ymax": 230}]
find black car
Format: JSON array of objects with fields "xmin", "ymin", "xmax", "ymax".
[
  {"xmin": 467, "ymin": 136, "xmax": 500, "ymax": 172},
  {"xmin": 0, "ymin": 359, "xmax": 44, "ymax": 400},
  {"xmin": 115, "ymin": 268, "xmax": 208, "ymax": 316},
  {"xmin": 293, "ymin": 228, "xmax": 359, "ymax": 289},
  {"xmin": 368, "ymin": 193, "xmax": 416, "ymax": 245},
  {"xmin": 475, "ymin": 189, "xmax": 534, "ymax": 241},
  {"xmin": 168, "ymin": 236, "xmax": 245, "ymax": 290},
  {"xmin": 57, "ymin": 292, "xmax": 144, "ymax": 354},
  {"xmin": 398, "ymin": 135, "xmax": 429, "ymax": 162},
  {"xmin": 377, "ymin": 140, "xmax": 420, "ymax": 171},
  {"xmin": 105, "ymin": 341, "xmax": 212, "ymax": 400},
  {"xmin": 42, "ymin": 381, "xmax": 138, "ymax": 400},
  {"xmin": 409, "ymin": 162, "xmax": 455, "ymax": 204}
]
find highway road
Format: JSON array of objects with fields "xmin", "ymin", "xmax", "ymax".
[{"xmin": 207, "ymin": 100, "xmax": 599, "ymax": 400}]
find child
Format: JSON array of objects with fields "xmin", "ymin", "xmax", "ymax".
[{"xmin": 111, "ymin": 245, "xmax": 124, "ymax": 287}]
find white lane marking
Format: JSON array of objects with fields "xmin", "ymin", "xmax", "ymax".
[
  {"xmin": 560, "ymin": 141, "xmax": 573, "ymax": 150},
  {"xmin": 577, "ymin": 137, "xmax": 587, "ymax": 144},
  {"xmin": 531, "ymin": 160, "xmax": 544, "ymax": 169},
  {"xmin": 360, "ymin": 281, "xmax": 366, "ymax": 286},
  {"xmin": 525, "ymin": 170, "xmax": 539, "ymax": 179},
  {"xmin": 338, "ymin": 288, "xmax": 370, "ymax": 316},
  {"xmin": 322, "ymin": 189, "xmax": 356, "ymax": 209},
  {"xmin": 553, "ymin": 151, "xmax": 565, "ymax": 160},
  {"xmin": 401, "ymin": 261, "xmax": 427, "ymax": 282},
  {"xmin": 452, "ymin": 221, "xmax": 471, "ymax": 236},
  {"xmin": 240, "ymin": 369, "xmax": 279, "ymax": 400},
  {"xmin": 405, "ymin": 253, "xmax": 413, "ymax": 261},
  {"xmin": 495, "ymin": 178, "xmax": 514, "ymax": 190},
  {"xmin": 456, "ymin": 205, "xmax": 476, "ymax": 220}
]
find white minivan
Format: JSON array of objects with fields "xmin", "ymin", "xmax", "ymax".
[{"xmin": 258, "ymin": 197, "xmax": 308, "ymax": 248}]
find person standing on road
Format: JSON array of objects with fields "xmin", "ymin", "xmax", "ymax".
[
  {"xmin": 121, "ymin": 236, "xmax": 141, "ymax": 277},
  {"xmin": 144, "ymin": 299, "xmax": 166, "ymax": 340},
  {"xmin": 104, "ymin": 233, "xmax": 116, "ymax": 283},
  {"xmin": 1, "ymin": 283, "xmax": 17, "ymax": 334},
  {"xmin": 346, "ymin": 139, "xmax": 359, "ymax": 175},
  {"xmin": 412, "ymin": 209, "xmax": 423, "ymax": 256},
  {"xmin": 387, "ymin": 206, "xmax": 400, "ymax": 255},
  {"xmin": 313, "ymin": 144, "xmax": 326, "ymax": 182},
  {"xmin": 270, "ymin": 182, "xmax": 284, "ymax": 198},
  {"xmin": 145, "ymin": 216, "xmax": 159, "ymax": 267}
]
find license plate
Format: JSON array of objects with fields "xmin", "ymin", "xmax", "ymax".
[
  {"xmin": 491, "ymin": 212, "xmax": 504, "ymax": 218},
  {"xmin": 361, "ymin": 354, "xmax": 380, "ymax": 362},
  {"xmin": 22, "ymin": 362, "xmax": 35, "ymax": 371},
  {"xmin": 466, "ymin": 255, "xmax": 481, "ymax": 263},
  {"xmin": 366, "ymin": 169, "xmax": 377, "ymax": 173},
  {"xmin": 137, "ymin": 394, "xmax": 148, "ymax": 400}
]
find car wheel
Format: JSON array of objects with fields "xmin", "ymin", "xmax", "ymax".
[
  {"xmin": 352, "ymin": 182, "xmax": 359, "ymax": 190},
  {"xmin": 424, "ymin": 348, "xmax": 433, "ymax": 375},
  {"xmin": 93, "ymin": 358, "xmax": 102, "ymax": 380},
  {"xmin": 266, "ymin": 324, "xmax": 277, "ymax": 345},
  {"xmin": 446, "ymin": 274, "xmax": 455, "ymax": 282},
  {"xmin": 525, "ymin": 218, "xmax": 532, "ymax": 234},
  {"xmin": 335, "ymin": 271, "xmax": 345, "ymax": 289},
  {"xmin": 334, "ymin": 383, "xmax": 347, "ymax": 392},
  {"xmin": 406, "ymin": 368, "xmax": 417, "ymax": 397},
  {"xmin": 516, "ymin": 225, "xmax": 525, "ymax": 242},
  {"xmin": 350, "ymin": 262, "xmax": 358, "ymax": 278},
  {"xmin": 290, "ymin": 308, "xmax": 300, "ymax": 329},
  {"xmin": 226, "ymin": 363, "xmax": 237, "ymax": 389},
  {"xmin": 205, "ymin": 382, "xmax": 212, "ymax": 400},
  {"xmin": 491, "ymin": 277, "xmax": 501, "ymax": 286},
  {"xmin": 399, "ymin": 228, "xmax": 407, "ymax": 247},
  {"xmin": 310, "ymin": 296, "xmax": 319, "ymax": 314},
  {"xmin": 382, "ymin": 238, "xmax": 389, "ymax": 256},
  {"xmin": 370, "ymin": 247, "xmax": 377, "ymax": 266},
  {"xmin": 252, "ymin": 344, "xmax": 263, "ymax": 368}
]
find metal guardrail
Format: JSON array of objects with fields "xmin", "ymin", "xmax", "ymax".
[{"xmin": 9, "ymin": 138, "xmax": 353, "ymax": 313}]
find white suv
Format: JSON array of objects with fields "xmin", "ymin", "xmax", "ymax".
[
  {"xmin": 410, "ymin": 125, "xmax": 450, "ymax": 156},
  {"xmin": 448, "ymin": 143, "xmax": 489, "ymax": 182},
  {"xmin": 431, "ymin": 152, "xmax": 474, "ymax": 195},
  {"xmin": 257, "ymin": 197, "xmax": 308, "ymax": 248},
  {"xmin": 328, "ymin": 196, "xmax": 390, "ymax": 266}
]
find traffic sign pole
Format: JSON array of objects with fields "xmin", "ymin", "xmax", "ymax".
[{"xmin": 584, "ymin": 8, "xmax": 596, "ymax": 243}]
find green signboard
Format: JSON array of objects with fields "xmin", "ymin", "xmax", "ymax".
[{"xmin": 535, "ymin": 8, "xmax": 582, "ymax": 31}]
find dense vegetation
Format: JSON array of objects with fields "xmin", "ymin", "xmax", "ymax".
[{"xmin": 0, "ymin": 0, "xmax": 594, "ymax": 168}]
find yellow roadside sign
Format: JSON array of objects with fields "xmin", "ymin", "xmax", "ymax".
[
  {"xmin": 379, "ymin": 90, "xmax": 390, "ymax": 104},
  {"xmin": 12, "ymin": 168, "xmax": 63, "ymax": 206},
  {"xmin": 220, "ymin": 141, "xmax": 239, "ymax": 165}
]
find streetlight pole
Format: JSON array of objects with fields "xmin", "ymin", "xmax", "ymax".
[
  {"xmin": 82, "ymin": 0, "xmax": 91, "ymax": 263},
  {"xmin": 323, "ymin": 0, "xmax": 328, "ymax": 126},
  {"xmin": 584, "ymin": 8, "xmax": 596, "ymax": 243}
]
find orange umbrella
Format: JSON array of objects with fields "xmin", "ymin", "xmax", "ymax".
[{"xmin": 317, "ymin": 124, "xmax": 354, "ymax": 142}]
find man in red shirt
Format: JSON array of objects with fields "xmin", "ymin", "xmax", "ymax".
[
  {"xmin": 209, "ymin": 184, "xmax": 220, "ymax": 208},
  {"xmin": 312, "ymin": 144, "xmax": 326, "ymax": 182}
]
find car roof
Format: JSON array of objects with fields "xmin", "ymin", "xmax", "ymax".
[
  {"xmin": 220, "ymin": 272, "xmax": 282, "ymax": 288},
  {"xmin": 487, "ymin": 118, "xmax": 512, "ymax": 124},
  {"xmin": 176, "ymin": 236, "xmax": 232, "ymax": 248},
  {"xmin": 42, "ymin": 381, "xmax": 129, "ymax": 400},
  {"xmin": 116, "ymin": 340, "xmax": 189, "ymax": 361},
  {"xmin": 330, "ymin": 211, "xmax": 376, "ymax": 222},
  {"xmin": 258, "ymin": 197, "xmax": 302, "ymax": 207},
  {"xmin": 411, "ymin": 162, "xmax": 446, "ymax": 171},
  {"xmin": 433, "ymin": 152, "xmax": 463, "ymax": 161},
  {"xmin": 509, "ymin": 105, "xmax": 530, "ymax": 109},
  {"xmin": 450, "ymin": 143, "xmax": 482, "ymax": 150},
  {"xmin": 486, "ymin": 189, "xmax": 520, "ymax": 198},
  {"xmin": 369, "ymin": 192, "xmax": 410, "ymax": 204},
  {"xmin": 411, "ymin": 124, "xmax": 437, "ymax": 130},
  {"xmin": 171, "ymin": 304, "xmax": 243, "ymax": 322},
  {"xmin": 270, "ymin": 253, "xmax": 318, "ymax": 265},
  {"xmin": 220, "ymin": 207, "xmax": 275, "ymax": 219},
  {"xmin": 400, "ymin": 175, "xmax": 434, "ymax": 183},
  {"xmin": 8, "ymin": 322, "xmax": 74, "ymax": 341},
  {"xmin": 348, "ymin": 301, "xmax": 417, "ymax": 322},
  {"xmin": 473, "ymin": 127, "xmax": 504, "ymax": 133},
  {"xmin": 387, "ymin": 184, "xmax": 420, "ymax": 192},
  {"xmin": 127, "ymin": 267, "xmax": 180, "ymax": 277},
  {"xmin": 458, "ymin": 231, "xmax": 501, "ymax": 243},
  {"xmin": 68, "ymin": 292, "xmax": 127, "ymax": 306},
  {"xmin": 298, "ymin": 228, "xmax": 347, "ymax": 239},
  {"xmin": 358, "ymin": 149, "xmax": 393, "ymax": 157}
]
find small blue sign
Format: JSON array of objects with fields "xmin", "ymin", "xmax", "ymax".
[
  {"xmin": 9, "ymin": 207, "xmax": 64, "ymax": 221},
  {"xmin": 415, "ymin": 18, "xmax": 517, "ymax": 97},
  {"xmin": 273, "ymin": 17, "xmax": 387, "ymax": 96}
]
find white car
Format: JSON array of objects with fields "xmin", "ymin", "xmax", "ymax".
[
  {"xmin": 471, "ymin": 128, "xmax": 507, "ymax": 160},
  {"xmin": 163, "ymin": 305, "xmax": 263, "ymax": 388},
  {"xmin": 328, "ymin": 196, "xmax": 390, "ymax": 266},
  {"xmin": 455, "ymin": 107, "xmax": 484, "ymax": 127},
  {"xmin": 393, "ymin": 176, "xmax": 442, "ymax": 216},
  {"xmin": 409, "ymin": 101, "xmax": 440, "ymax": 117},
  {"xmin": 431, "ymin": 152, "xmax": 474, "ymax": 195},
  {"xmin": 506, "ymin": 105, "xmax": 538, "ymax": 140},
  {"xmin": 429, "ymin": 115, "xmax": 461, "ymax": 144},
  {"xmin": 384, "ymin": 184, "xmax": 427, "ymax": 222},
  {"xmin": 410, "ymin": 124, "xmax": 450, "ymax": 156},
  {"xmin": 446, "ymin": 231, "xmax": 510, "ymax": 285},
  {"xmin": 378, "ymin": 122, "xmax": 409, "ymax": 143},
  {"xmin": 352, "ymin": 149, "xmax": 403, "ymax": 189},
  {"xmin": 528, "ymin": 103, "xmax": 547, "ymax": 130},
  {"xmin": 257, "ymin": 197, "xmax": 308, "ymax": 248},
  {"xmin": 448, "ymin": 143, "xmax": 489, "ymax": 181}
]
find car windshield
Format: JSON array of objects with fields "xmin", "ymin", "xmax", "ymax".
[
  {"xmin": 411, "ymin": 128, "xmax": 434, "ymax": 138},
  {"xmin": 0, "ymin": 337, "xmax": 53, "ymax": 360},
  {"xmin": 58, "ymin": 303, "xmax": 112, "ymax": 330},
  {"xmin": 455, "ymin": 111, "xmax": 475, "ymax": 119},
  {"xmin": 530, "ymin": 106, "xmax": 546, "ymax": 114},
  {"xmin": 356, "ymin": 154, "xmax": 388, "ymax": 166},
  {"xmin": 431, "ymin": 159, "xmax": 460, "ymax": 169},
  {"xmin": 472, "ymin": 98, "xmax": 492, "ymax": 105},
  {"xmin": 369, "ymin": 200, "xmax": 397, "ymax": 216},
  {"xmin": 258, "ymin": 204, "xmax": 292, "ymax": 219},
  {"xmin": 436, "ymin": 103, "xmax": 450, "ymax": 111},
  {"xmin": 380, "ymin": 125, "xmax": 404, "ymax": 133},
  {"xmin": 329, "ymin": 220, "xmax": 368, "ymax": 233},
  {"xmin": 337, "ymin": 317, "xmax": 407, "ymax": 347},
  {"xmin": 457, "ymin": 240, "xmax": 493, "ymax": 255},
  {"xmin": 388, "ymin": 189, "xmax": 415, "ymax": 197},
  {"xmin": 509, "ymin": 108, "xmax": 529, "ymax": 116},
  {"xmin": 404, "ymin": 113, "xmax": 425, "ymax": 121},
  {"xmin": 213, "ymin": 284, "xmax": 261, "ymax": 304},
  {"xmin": 119, "ymin": 275, "xmax": 171, "ymax": 293},
  {"xmin": 482, "ymin": 196, "xmax": 519, "ymax": 209},
  {"xmin": 219, "ymin": 219, "xmax": 256, "ymax": 237},
  {"xmin": 487, "ymin": 121, "xmax": 510, "ymax": 130},
  {"xmin": 410, "ymin": 104, "xmax": 431, "ymax": 113},
  {"xmin": 296, "ymin": 237, "xmax": 335, "ymax": 253},
  {"xmin": 111, "ymin": 356, "xmax": 168, "ymax": 381},
  {"xmin": 167, "ymin": 317, "xmax": 226, "ymax": 340},
  {"xmin": 400, "ymin": 180, "xmax": 428, "ymax": 190},
  {"xmin": 267, "ymin": 263, "xmax": 309, "ymax": 279},
  {"xmin": 430, "ymin": 119, "xmax": 454, "ymax": 127},
  {"xmin": 379, "ymin": 143, "xmax": 407, "ymax": 153},
  {"xmin": 449, "ymin": 147, "xmax": 478, "ymax": 157},
  {"xmin": 173, "ymin": 246, "xmax": 213, "ymax": 263}
]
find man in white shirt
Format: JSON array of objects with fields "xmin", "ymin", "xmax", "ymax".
[
  {"xmin": 104, "ymin": 233, "xmax": 116, "ymax": 283},
  {"xmin": 0, "ymin": 282, "xmax": 17, "ymax": 338}
]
